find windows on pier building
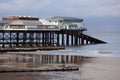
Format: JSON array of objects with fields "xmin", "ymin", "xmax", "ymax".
[{"xmin": 47, "ymin": 16, "xmax": 85, "ymax": 30}]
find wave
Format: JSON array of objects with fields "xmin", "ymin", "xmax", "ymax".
[{"xmin": 7, "ymin": 49, "xmax": 120, "ymax": 58}]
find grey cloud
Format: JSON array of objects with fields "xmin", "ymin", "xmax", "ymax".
[{"xmin": 0, "ymin": 0, "xmax": 120, "ymax": 17}]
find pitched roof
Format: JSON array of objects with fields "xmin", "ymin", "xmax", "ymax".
[
  {"xmin": 48, "ymin": 16, "xmax": 83, "ymax": 22},
  {"xmin": 1, "ymin": 20, "xmax": 42, "ymax": 26},
  {"xmin": 39, "ymin": 19, "xmax": 56, "ymax": 25}
]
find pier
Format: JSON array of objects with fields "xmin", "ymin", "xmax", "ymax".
[{"xmin": 0, "ymin": 16, "xmax": 106, "ymax": 52}]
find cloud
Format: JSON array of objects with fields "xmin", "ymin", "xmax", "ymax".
[
  {"xmin": 0, "ymin": 0, "xmax": 120, "ymax": 17},
  {"xmin": 55, "ymin": 0, "xmax": 120, "ymax": 17},
  {"xmin": 0, "ymin": 0, "xmax": 52, "ymax": 17}
]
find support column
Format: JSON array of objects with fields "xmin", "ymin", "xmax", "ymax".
[
  {"xmin": 66, "ymin": 34, "xmax": 69, "ymax": 46},
  {"xmin": 39, "ymin": 32, "xmax": 42, "ymax": 46},
  {"xmin": 80, "ymin": 31, "xmax": 84, "ymax": 45},
  {"xmin": 86, "ymin": 39, "xmax": 89, "ymax": 44},
  {"xmin": 62, "ymin": 33, "xmax": 64, "ymax": 46},
  {"xmin": 79, "ymin": 37, "xmax": 81, "ymax": 45},
  {"xmin": 36, "ymin": 32, "xmax": 40, "ymax": 47},
  {"xmin": 57, "ymin": 32, "xmax": 60, "ymax": 46},
  {"xmin": 75, "ymin": 36, "xmax": 78, "ymax": 45},
  {"xmin": 52, "ymin": 32, "xmax": 54, "ymax": 46},
  {"xmin": 2, "ymin": 32, "xmax": 4, "ymax": 48},
  {"xmin": 50, "ymin": 32, "xmax": 51, "ymax": 46},
  {"xmin": 35, "ymin": 32, "xmax": 37, "ymax": 47},
  {"xmin": 44, "ymin": 32, "xmax": 47, "ymax": 46},
  {"xmin": 71, "ymin": 34, "xmax": 74, "ymax": 45},
  {"xmin": 23, "ymin": 32, "xmax": 27, "ymax": 47},
  {"xmin": 16, "ymin": 32, "xmax": 19, "ymax": 47},
  {"xmin": 51, "ymin": 32, "xmax": 54, "ymax": 46},
  {"xmin": 42, "ymin": 32, "xmax": 45, "ymax": 46},
  {"xmin": 9, "ymin": 32, "xmax": 12, "ymax": 47}
]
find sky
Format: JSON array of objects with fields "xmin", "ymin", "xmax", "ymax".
[{"xmin": 0, "ymin": 0, "xmax": 120, "ymax": 32}]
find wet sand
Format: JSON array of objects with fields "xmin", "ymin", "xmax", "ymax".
[
  {"xmin": 77, "ymin": 57, "xmax": 120, "ymax": 80},
  {"xmin": 0, "ymin": 53, "xmax": 120, "ymax": 80}
]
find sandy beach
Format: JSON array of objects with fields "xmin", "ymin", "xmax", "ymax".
[
  {"xmin": 0, "ymin": 53, "xmax": 120, "ymax": 80},
  {"xmin": 77, "ymin": 57, "xmax": 120, "ymax": 80}
]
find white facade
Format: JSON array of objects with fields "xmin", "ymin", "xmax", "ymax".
[
  {"xmin": 48, "ymin": 17, "xmax": 84, "ymax": 30},
  {"xmin": 0, "ymin": 19, "xmax": 60, "ymax": 31}
]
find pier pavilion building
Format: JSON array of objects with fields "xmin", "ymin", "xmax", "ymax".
[
  {"xmin": 47, "ymin": 16, "xmax": 86, "ymax": 30},
  {"xmin": 0, "ymin": 16, "xmax": 59, "ymax": 31}
]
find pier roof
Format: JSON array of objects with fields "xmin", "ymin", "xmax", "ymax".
[
  {"xmin": 39, "ymin": 19, "xmax": 57, "ymax": 26},
  {"xmin": 48, "ymin": 16, "xmax": 83, "ymax": 22},
  {"xmin": 1, "ymin": 20, "xmax": 42, "ymax": 26},
  {"xmin": 2, "ymin": 16, "xmax": 39, "ymax": 21},
  {"xmin": 0, "ymin": 16, "xmax": 60, "ymax": 31}
]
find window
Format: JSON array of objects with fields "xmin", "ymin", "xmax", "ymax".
[
  {"xmin": 69, "ymin": 24, "xmax": 78, "ymax": 29},
  {"xmin": 27, "ymin": 26, "xmax": 37, "ymax": 29},
  {"xmin": 10, "ymin": 25, "xmax": 25, "ymax": 29}
]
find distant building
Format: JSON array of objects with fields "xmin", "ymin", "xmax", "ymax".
[
  {"xmin": 47, "ymin": 16, "xmax": 85, "ymax": 30},
  {"xmin": 0, "ymin": 16, "xmax": 59, "ymax": 31}
]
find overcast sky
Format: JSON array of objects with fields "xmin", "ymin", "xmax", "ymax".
[{"xmin": 0, "ymin": 0, "xmax": 120, "ymax": 31}]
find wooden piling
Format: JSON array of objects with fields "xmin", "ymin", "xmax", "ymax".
[
  {"xmin": 71, "ymin": 34, "xmax": 74, "ymax": 45},
  {"xmin": 62, "ymin": 33, "xmax": 64, "ymax": 46},
  {"xmin": 66, "ymin": 34, "xmax": 69, "ymax": 46}
]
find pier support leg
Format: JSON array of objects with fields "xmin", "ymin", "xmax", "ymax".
[
  {"xmin": 62, "ymin": 33, "xmax": 64, "ymax": 46},
  {"xmin": 57, "ymin": 32, "xmax": 60, "ymax": 46},
  {"xmin": 9, "ymin": 32, "xmax": 12, "ymax": 47},
  {"xmin": 71, "ymin": 34, "xmax": 74, "ymax": 45},
  {"xmin": 51, "ymin": 32, "xmax": 54, "ymax": 46},
  {"xmin": 42, "ymin": 32, "xmax": 45, "ymax": 46},
  {"xmin": 81, "ymin": 32, "xmax": 84, "ymax": 45},
  {"xmin": 23, "ymin": 32, "xmax": 27, "ymax": 47},
  {"xmin": 36, "ymin": 32, "xmax": 39, "ymax": 47},
  {"xmin": 66, "ymin": 34, "xmax": 69, "ymax": 46},
  {"xmin": 16, "ymin": 32, "xmax": 19, "ymax": 47},
  {"xmin": 75, "ymin": 36, "xmax": 78, "ymax": 45},
  {"xmin": 2, "ymin": 32, "xmax": 5, "ymax": 48},
  {"xmin": 50, "ymin": 32, "xmax": 51, "ymax": 46}
]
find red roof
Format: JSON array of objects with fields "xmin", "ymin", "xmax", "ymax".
[{"xmin": 2, "ymin": 16, "xmax": 39, "ymax": 21}]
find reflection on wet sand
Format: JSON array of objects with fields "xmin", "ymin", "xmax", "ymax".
[
  {"xmin": 0, "ymin": 53, "xmax": 92, "ymax": 80},
  {"xmin": 0, "ymin": 53, "xmax": 90, "ymax": 70}
]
